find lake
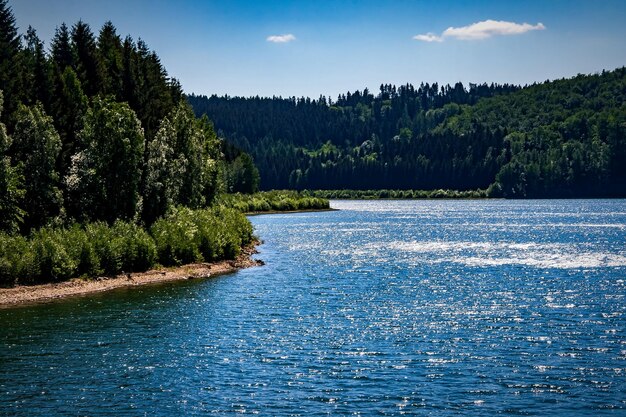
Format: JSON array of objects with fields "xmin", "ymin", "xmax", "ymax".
[{"xmin": 1, "ymin": 200, "xmax": 625, "ymax": 416}]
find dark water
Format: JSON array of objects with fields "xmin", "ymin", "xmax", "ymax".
[{"xmin": 1, "ymin": 200, "xmax": 625, "ymax": 416}]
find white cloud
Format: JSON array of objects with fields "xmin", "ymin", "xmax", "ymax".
[
  {"xmin": 443, "ymin": 20, "xmax": 545, "ymax": 40},
  {"xmin": 413, "ymin": 19, "xmax": 545, "ymax": 43},
  {"xmin": 412, "ymin": 32, "xmax": 442, "ymax": 42},
  {"xmin": 266, "ymin": 34, "xmax": 296, "ymax": 43}
]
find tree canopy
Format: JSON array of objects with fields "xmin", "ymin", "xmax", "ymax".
[
  {"xmin": 189, "ymin": 69, "xmax": 626, "ymax": 198},
  {"xmin": 0, "ymin": 0, "xmax": 258, "ymax": 234}
]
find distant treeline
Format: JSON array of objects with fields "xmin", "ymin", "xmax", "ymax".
[
  {"xmin": 309, "ymin": 189, "xmax": 487, "ymax": 200},
  {"xmin": 189, "ymin": 68, "xmax": 626, "ymax": 198}
]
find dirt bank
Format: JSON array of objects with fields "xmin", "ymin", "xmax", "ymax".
[{"xmin": 0, "ymin": 242, "xmax": 262, "ymax": 308}]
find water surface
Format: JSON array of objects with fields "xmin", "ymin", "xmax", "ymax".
[{"xmin": 1, "ymin": 200, "xmax": 625, "ymax": 416}]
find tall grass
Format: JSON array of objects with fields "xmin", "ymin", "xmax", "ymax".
[
  {"xmin": 217, "ymin": 190, "xmax": 330, "ymax": 213},
  {"xmin": 0, "ymin": 207, "xmax": 253, "ymax": 287}
]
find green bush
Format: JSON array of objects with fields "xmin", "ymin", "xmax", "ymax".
[
  {"xmin": 151, "ymin": 206, "xmax": 252, "ymax": 267},
  {"xmin": 0, "ymin": 233, "xmax": 31, "ymax": 286},
  {"xmin": 151, "ymin": 207, "xmax": 201, "ymax": 266},
  {"xmin": 310, "ymin": 188, "xmax": 487, "ymax": 200},
  {"xmin": 217, "ymin": 191, "xmax": 329, "ymax": 213},
  {"xmin": 61, "ymin": 224, "xmax": 101, "ymax": 277},
  {"xmin": 84, "ymin": 222, "xmax": 124, "ymax": 275},
  {"xmin": 111, "ymin": 221, "xmax": 157, "ymax": 272},
  {"xmin": 0, "ymin": 206, "xmax": 254, "ymax": 286},
  {"xmin": 30, "ymin": 227, "xmax": 78, "ymax": 283}
]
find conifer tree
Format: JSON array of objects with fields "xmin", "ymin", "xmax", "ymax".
[
  {"xmin": 97, "ymin": 21, "xmax": 123, "ymax": 99},
  {"xmin": 21, "ymin": 26, "xmax": 51, "ymax": 108},
  {"xmin": 121, "ymin": 36, "xmax": 138, "ymax": 111},
  {"xmin": 51, "ymin": 66, "xmax": 87, "ymax": 177},
  {"xmin": 0, "ymin": 0, "xmax": 21, "ymax": 125},
  {"xmin": 50, "ymin": 23, "xmax": 72, "ymax": 71},
  {"xmin": 70, "ymin": 20, "xmax": 103, "ymax": 97}
]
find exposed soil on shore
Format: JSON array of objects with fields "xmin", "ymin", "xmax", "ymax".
[{"xmin": 0, "ymin": 241, "xmax": 263, "ymax": 308}]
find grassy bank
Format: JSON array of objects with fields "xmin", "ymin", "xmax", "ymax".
[
  {"xmin": 217, "ymin": 191, "xmax": 330, "ymax": 213},
  {"xmin": 309, "ymin": 189, "xmax": 488, "ymax": 200},
  {"xmin": 0, "ymin": 191, "xmax": 332, "ymax": 288},
  {"xmin": 0, "ymin": 206, "xmax": 253, "ymax": 287}
]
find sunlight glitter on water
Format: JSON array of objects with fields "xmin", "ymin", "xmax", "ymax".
[{"xmin": 1, "ymin": 199, "xmax": 625, "ymax": 416}]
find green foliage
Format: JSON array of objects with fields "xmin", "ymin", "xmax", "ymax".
[
  {"xmin": 51, "ymin": 66, "xmax": 88, "ymax": 176},
  {"xmin": 83, "ymin": 221, "xmax": 156, "ymax": 275},
  {"xmin": 0, "ymin": 205, "xmax": 253, "ymax": 286},
  {"xmin": 189, "ymin": 68, "xmax": 626, "ymax": 198},
  {"xmin": 0, "ymin": 91, "xmax": 25, "ymax": 233},
  {"xmin": 97, "ymin": 21, "xmax": 123, "ymax": 99},
  {"xmin": 0, "ymin": 157, "xmax": 24, "ymax": 233},
  {"xmin": 67, "ymin": 97, "xmax": 145, "ymax": 222},
  {"xmin": 309, "ymin": 189, "xmax": 487, "ymax": 199},
  {"xmin": 29, "ymin": 226, "xmax": 79, "ymax": 283},
  {"xmin": 217, "ymin": 190, "xmax": 330, "ymax": 213},
  {"xmin": 12, "ymin": 104, "xmax": 63, "ymax": 230},
  {"xmin": 151, "ymin": 206, "xmax": 252, "ymax": 266},
  {"xmin": 70, "ymin": 20, "xmax": 103, "ymax": 97},
  {"xmin": 0, "ymin": 5, "xmax": 261, "ymax": 288},
  {"xmin": 225, "ymin": 153, "xmax": 260, "ymax": 194},
  {"xmin": 0, "ymin": 0, "xmax": 21, "ymax": 125},
  {"xmin": 20, "ymin": 26, "xmax": 51, "ymax": 108},
  {"xmin": 0, "ymin": 232, "xmax": 30, "ymax": 286},
  {"xmin": 142, "ymin": 102, "xmax": 221, "ymax": 224},
  {"xmin": 0, "ymin": 10, "xmax": 260, "ymax": 235}
]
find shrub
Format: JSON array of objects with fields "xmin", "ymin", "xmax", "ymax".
[
  {"xmin": 0, "ymin": 206, "xmax": 254, "ymax": 286},
  {"xmin": 62, "ymin": 224, "xmax": 101, "ymax": 277},
  {"xmin": 30, "ymin": 227, "xmax": 78, "ymax": 283},
  {"xmin": 0, "ymin": 233, "xmax": 31, "ymax": 286},
  {"xmin": 151, "ymin": 207, "xmax": 201, "ymax": 266},
  {"xmin": 111, "ymin": 221, "xmax": 157, "ymax": 272}
]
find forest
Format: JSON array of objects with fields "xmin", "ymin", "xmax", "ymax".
[
  {"xmin": 0, "ymin": 0, "xmax": 269, "ymax": 234},
  {"xmin": 0, "ymin": 1, "xmax": 291, "ymax": 286},
  {"xmin": 189, "ymin": 68, "xmax": 626, "ymax": 198}
]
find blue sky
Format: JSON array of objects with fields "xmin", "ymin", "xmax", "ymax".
[{"xmin": 11, "ymin": 0, "xmax": 626, "ymax": 98}]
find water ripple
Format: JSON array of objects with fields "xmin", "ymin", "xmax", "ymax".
[{"xmin": 1, "ymin": 199, "xmax": 625, "ymax": 416}]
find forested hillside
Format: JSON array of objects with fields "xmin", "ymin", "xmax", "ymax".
[
  {"xmin": 189, "ymin": 68, "xmax": 626, "ymax": 197},
  {"xmin": 0, "ymin": 0, "xmax": 269, "ymax": 286},
  {"xmin": 0, "ymin": 0, "xmax": 261, "ymax": 235}
]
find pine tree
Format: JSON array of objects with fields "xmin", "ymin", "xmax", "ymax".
[
  {"xmin": 121, "ymin": 36, "xmax": 138, "ymax": 110},
  {"xmin": 70, "ymin": 20, "xmax": 103, "ymax": 97},
  {"xmin": 0, "ymin": 0, "xmax": 21, "ymax": 126},
  {"xmin": 21, "ymin": 26, "xmax": 51, "ymax": 108},
  {"xmin": 51, "ymin": 66, "xmax": 87, "ymax": 177},
  {"xmin": 97, "ymin": 21, "xmax": 123, "ymax": 99},
  {"xmin": 50, "ymin": 23, "xmax": 72, "ymax": 71}
]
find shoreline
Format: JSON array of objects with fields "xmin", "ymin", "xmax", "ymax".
[
  {"xmin": 0, "ymin": 241, "xmax": 263, "ymax": 308},
  {"xmin": 246, "ymin": 208, "xmax": 337, "ymax": 216}
]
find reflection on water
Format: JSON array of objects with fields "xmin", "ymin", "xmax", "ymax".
[{"xmin": 1, "ymin": 199, "xmax": 625, "ymax": 416}]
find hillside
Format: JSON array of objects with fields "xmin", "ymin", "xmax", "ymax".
[{"xmin": 189, "ymin": 68, "xmax": 626, "ymax": 197}]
